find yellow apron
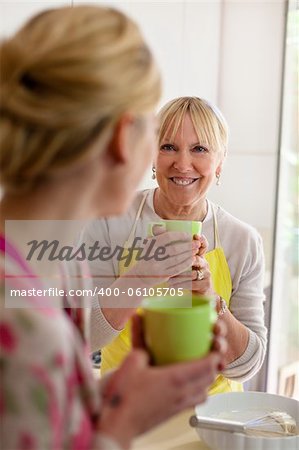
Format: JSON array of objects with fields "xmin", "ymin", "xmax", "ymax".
[{"xmin": 101, "ymin": 192, "xmax": 243, "ymax": 394}]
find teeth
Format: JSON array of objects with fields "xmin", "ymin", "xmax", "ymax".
[{"xmin": 172, "ymin": 177, "xmax": 196, "ymax": 186}]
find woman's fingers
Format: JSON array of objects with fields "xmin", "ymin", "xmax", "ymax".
[
  {"xmin": 212, "ymin": 335, "xmax": 228, "ymax": 355},
  {"xmin": 127, "ymin": 233, "xmax": 208, "ymax": 288},
  {"xmin": 212, "ymin": 320, "xmax": 228, "ymax": 370},
  {"xmin": 175, "ymin": 372, "xmax": 215, "ymax": 409},
  {"xmin": 167, "ymin": 255, "xmax": 209, "ymax": 282},
  {"xmin": 151, "ymin": 224, "xmax": 166, "ymax": 236},
  {"xmin": 103, "ymin": 350, "xmax": 149, "ymax": 404},
  {"xmin": 169, "ymin": 264, "xmax": 213, "ymax": 295},
  {"xmin": 164, "ymin": 355, "xmax": 220, "ymax": 410},
  {"xmin": 168, "ymin": 280, "xmax": 193, "ymax": 290},
  {"xmin": 168, "ymin": 271, "xmax": 192, "ymax": 285},
  {"xmin": 192, "ymin": 255, "xmax": 208, "ymax": 269},
  {"xmin": 131, "ymin": 314, "xmax": 147, "ymax": 350},
  {"xmin": 180, "ymin": 391, "xmax": 208, "ymax": 410},
  {"xmin": 167, "ymin": 352, "xmax": 220, "ymax": 385},
  {"xmin": 164, "ymin": 252, "xmax": 195, "ymax": 276},
  {"xmin": 155, "ymin": 231, "xmax": 190, "ymax": 247},
  {"xmin": 193, "ymin": 234, "xmax": 208, "ymax": 256},
  {"xmin": 213, "ymin": 318, "xmax": 227, "ymax": 338}
]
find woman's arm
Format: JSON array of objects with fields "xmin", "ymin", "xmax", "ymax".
[
  {"xmin": 216, "ymin": 232, "xmax": 267, "ymax": 382},
  {"xmin": 214, "ymin": 296, "xmax": 249, "ymax": 365}
]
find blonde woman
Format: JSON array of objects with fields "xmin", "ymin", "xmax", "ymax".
[
  {"xmin": 83, "ymin": 97, "xmax": 267, "ymax": 394},
  {"xmin": 0, "ymin": 9, "xmax": 226, "ymax": 450}
]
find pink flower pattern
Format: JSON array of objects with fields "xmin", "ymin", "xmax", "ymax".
[
  {"xmin": 19, "ymin": 431, "xmax": 36, "ymax": 450},
  {"xmin": 53, "ymin": 352, "xmax": 65, "ymax": 368},
  {"xmin": 0, "ymin": 236, "xmax": 98, "ymax": 449},
  {"xmin": 0, "ymin": 322, "xmax": 17, "ymax": 352}
]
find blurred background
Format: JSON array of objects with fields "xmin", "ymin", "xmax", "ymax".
[{"xmin": 0, "ymin": 0, "xmax": 298, "ymax": 398}]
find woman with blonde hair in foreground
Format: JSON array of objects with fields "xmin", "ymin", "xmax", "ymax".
[{"xmin": 0, "ymin": 6, "xmax": 226, "ymax": 450}]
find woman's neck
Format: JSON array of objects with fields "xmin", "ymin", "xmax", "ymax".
[
  {"xmin": 0, "ymin": 181, "xmax": 94, "ymax": 278},
  {"xmin": 0, "ymin": 179, "xmax": 93, "ymax": 234},
  {"xmin": 0, "ymin": 159, "xmax": 106, "ymax": 282},
  {"xmin": 153, "ymin": 188, "xmax": 208, "ymax": 221},
  {"xmin": 1, "ymin": 189, "xmax": 79, "ymax": 223}
]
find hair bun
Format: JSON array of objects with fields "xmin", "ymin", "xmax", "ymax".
[{"xmin": 0, "ymin": 5, "xmax": 161, "ymax": 193}]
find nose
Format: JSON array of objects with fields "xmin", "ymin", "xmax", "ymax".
[{"xmin": 173, "ymin": 150, "xmax": 193, "ymax": 173}]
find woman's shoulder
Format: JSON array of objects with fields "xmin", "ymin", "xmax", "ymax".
[
  {"xmin": 109, "ymin": 189, "xmax": 153, "ymax": 223},
  {"xmin": 212, "ymin": 202, "xmax": 262, "ymax": 245},
  {"xmin": 82, "ymin": 189, "xmax": 154, "ymax": 243},
  {"xmin": 107, "ymin": 188, "xmax": 155, "ymax": 224}
]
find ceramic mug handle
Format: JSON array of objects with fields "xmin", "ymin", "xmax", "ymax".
[{"xmin": 148, "ymin": 221, "xmax": 165, "ymax": 237}]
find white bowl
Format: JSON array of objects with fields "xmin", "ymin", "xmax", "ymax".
[{"xmin": 194, "ymin": 392, "xmax": 299, "ymax": 450}]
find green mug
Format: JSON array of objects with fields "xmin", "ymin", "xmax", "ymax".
[
  {"xmin": 142, "ymin": 294, "xmax": 217, "ymax": 365},
  {"xmin": 148, "ymin": 220, "xmax": 202, "ymax": 237}
]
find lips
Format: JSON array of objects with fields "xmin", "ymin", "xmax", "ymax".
[{"xmin": 170, "ymin": 177, "xmax": 199, "ymax": 186}]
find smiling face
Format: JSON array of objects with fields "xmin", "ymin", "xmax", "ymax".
[{"xmin": 155, "ymin": 112, "xmax": 223, "ymax": 208}]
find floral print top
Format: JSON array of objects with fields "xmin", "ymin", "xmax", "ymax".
[{"xmin": 0, "ymin": 235, "xmax": 121, "ymax": 450}]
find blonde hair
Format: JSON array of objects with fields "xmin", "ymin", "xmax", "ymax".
[
  {"xmin": 0, "ymin": 5, "xmax": 161, "ymax": 193},
  {"xmin": 158, "ymin": 97, "xmax": 228, "ymax": 156}
]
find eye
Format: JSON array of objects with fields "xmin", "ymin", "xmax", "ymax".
[
  {"xmin": 192, "ymin": 145, "xmax": 208, "ymax": 153},
  {"xmin": 160, "ymin": 143, "xmax": 176, "ymax": 152}
]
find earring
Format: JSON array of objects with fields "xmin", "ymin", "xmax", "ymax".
[
  {"xmin": 152, "ymin": 167, "xmax": 156, "ymax": 180},
  {"xmin": 216, "ymin": 173, "xmax": 221, "ymax": 186}
]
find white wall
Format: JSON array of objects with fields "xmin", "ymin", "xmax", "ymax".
[
  {"xmin": 210, "ymin": 0, "xmax": 286, "ymax": 268},
  {"xmin": 0, "ymin": 0, "xmax": 287, "ymax": 268},
  {"xmin": 0, "ymin": 1, "xmax": 71, "ymax": 36},
  {"xmin": 81, "ymin": 0, "xmax": 285, "ymax": 269}
]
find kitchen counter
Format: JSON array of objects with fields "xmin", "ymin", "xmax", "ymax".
[{"xmin": 133, "ymin": 408, "xmax": 210, "ymax": 450}]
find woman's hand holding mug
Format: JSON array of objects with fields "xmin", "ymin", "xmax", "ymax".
[
  {"xmin": 125, "ymin": 226, "xmax": 201, "ymax": 287},
  {"xmin": 96, "ymin": 315, "xmax": 227, "ymax": 450}
]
